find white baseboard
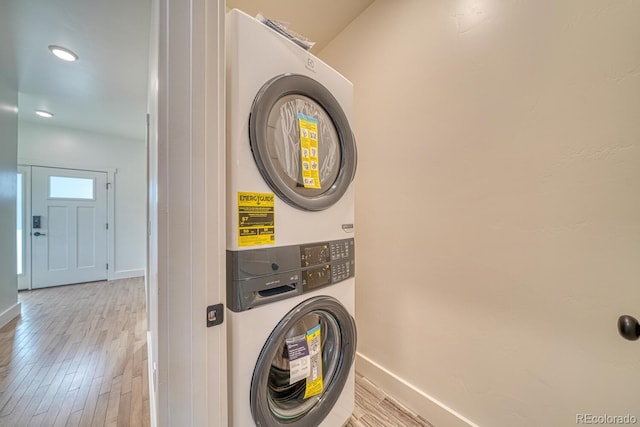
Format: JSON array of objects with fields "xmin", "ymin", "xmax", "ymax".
[
  {"xmin": 147, "ymin": 331, "xmax": 158, "ymax": 427},
  {"xmin": 0, "ymin": 302, "xmax": 21, "ymax": 330},
  {"xmin": 355, "ymin": 352, "xmax": 478, "ymax": 427},
  {"xmin": 109, "ymin": 269, "xmax": 145, "ymax": 281}
]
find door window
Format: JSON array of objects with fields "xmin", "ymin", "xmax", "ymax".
[{"xmin": 48, "ymin": 176, "xmax": 95, "ymax": 200}]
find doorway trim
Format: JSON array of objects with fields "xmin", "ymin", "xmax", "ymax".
[{"xmin": 18, "ymin": 158, "xmax": 118, "ymax": 288}]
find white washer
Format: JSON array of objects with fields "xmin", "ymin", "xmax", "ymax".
[
  {"xmin": 227, "ymin": 272, "xmax": 356, "ymax": 427},
  {"xmin": 226, "ymin": 9, "xmax": 358, "ymax": 427}
]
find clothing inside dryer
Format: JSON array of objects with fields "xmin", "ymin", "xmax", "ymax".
[
  {"xmin": 265, "ymin": 95, "xmax": 341, "ymax": 195},
  {"xmin": 267, "ymin": 310, "xmax": 341, "ymax": 421}
]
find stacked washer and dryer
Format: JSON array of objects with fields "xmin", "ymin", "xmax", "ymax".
[{"xmin": 226, "ymin": 9, "xmax": 358, "ymax": 427}]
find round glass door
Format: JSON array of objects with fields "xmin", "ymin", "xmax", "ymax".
[
  {"xmin": 250, "ymin": 296, "xmax": 357, "ymax": 426},
  {"xmin": 249, "ymin": 74, "xmax": 357, "ymax": 211}
]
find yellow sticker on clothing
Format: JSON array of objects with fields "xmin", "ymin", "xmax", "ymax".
[
  {"xmin": 237, "ymin": 192, "xmax": 275, "ymax": 247},
  {"xmin": 298, "ymin": 113, "xmax": 321, "ymax": 189}
]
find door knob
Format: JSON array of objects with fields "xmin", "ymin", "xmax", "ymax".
[
  {"xmin": 33, "ymin": 232, "xmax": 47, "ymax": 237},
  {"xmin": 617, "ymin": 315, "xmax": 640, "ymax": 341}
]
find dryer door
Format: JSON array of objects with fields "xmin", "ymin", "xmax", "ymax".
[
  {"xmin": 250, "ymin": 296, "xmax": 357, "ymax": 426},
  {"xmin": 249, "ymin": 74, "xmax": 357, "ymax": 211}
]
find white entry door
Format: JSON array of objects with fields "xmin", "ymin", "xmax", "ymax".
[{"xmin": 31, "ymin": 166, "xmax": 108, "ymax": 288}]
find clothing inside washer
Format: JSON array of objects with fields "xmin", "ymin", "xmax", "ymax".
[{"xmin": 266, "ymin": 311, "xmax": 341, "ymax": 421}]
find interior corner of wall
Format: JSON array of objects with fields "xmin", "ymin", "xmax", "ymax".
[{"xmin": 355, "ymin": 352, "xmax": 478, "ymax": 427}]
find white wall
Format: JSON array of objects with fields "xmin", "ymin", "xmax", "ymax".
[
  {"xmin": 0, "ymin": 0, "xmax": 20, "ymax": 329},
  {"xmin": 146, "ymin": 0, "xmax": 160, "ymax": 424},
  {"xmin": 18, "ymin": 120, "xmax": 146, "ymax": 279},
  {"xmin": 0, "ymin": 82, "xmax": 20, "ymax": 328},
  {"xmin": 154, "ymin": 0, "xmax": 227, "ymax": 425},
  {"xmin": 320, "ymin": 1, "xmax": 640, "ymax": 426}
]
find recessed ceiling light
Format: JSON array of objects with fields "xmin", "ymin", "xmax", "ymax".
[
  {"xmin": 35, "ymin": 110, "xmax": 54, "ymax": 118},
  {"xmin": 48, "ymin": 45, "xmax": 79, "ymax": 62}
]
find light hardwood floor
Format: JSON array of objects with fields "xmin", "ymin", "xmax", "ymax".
[
  {"xmin": 1, "ymin": 278, "xmax": 431, "ymax": 427},
  {"xmin": 349, "ymin": 374, "xmax": 433, "ymax": 427},
  {"xmin": 0, "ymin": 278, "xmax": 149, "ymax": 427}
]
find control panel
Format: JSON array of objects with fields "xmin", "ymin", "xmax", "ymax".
[
  {"xmin": 227, "ymin": 238, "xmax": 355, "ymax": 312},
  {"xmin": 299, "ymin": 239, "xmax": 354, "ymax": 292}
]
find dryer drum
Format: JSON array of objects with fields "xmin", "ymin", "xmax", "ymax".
[
  {"xmin": 249, "ymin": 74, "xmax": 357, "ymax": 212},
  {"xmin": 250, "ymin": 296, "xmax": 357, "ymax": 426}
]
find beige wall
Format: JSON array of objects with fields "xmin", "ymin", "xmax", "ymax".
[{"xmin": 320, "ymin": 1, "xmax": 640, "ymax": 425}]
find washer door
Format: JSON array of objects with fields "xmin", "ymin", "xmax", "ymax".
[
  {"xmin": 249, "ymin": 74, "xmax": 357, "ymax": 211},
  {"xmin": 250, "ymin": 296, "xmax": 357, "ymax": 426}
]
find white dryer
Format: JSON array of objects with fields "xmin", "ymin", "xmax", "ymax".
[
  {"xmin": 226, "ymin": 9, "xmax": 358, "ymax": 427},
  {"xmin": 226, "ymin": 8, "xmax": 357, "ymax": 251}
]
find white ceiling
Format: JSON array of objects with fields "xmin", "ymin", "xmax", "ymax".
[
  {"xmin": 10, "ymin": 0, "xmax": 151, "ymax": 141},
  {"xmin": 8, "ymin": 0, "xmax": 373, "ymax": 142}
]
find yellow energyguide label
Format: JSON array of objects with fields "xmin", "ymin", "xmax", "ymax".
[
  {"xmin": 297, "ymin": 113, "xmax": 321, "ymax": 189},
  {"xmin": 237, "ymin": 192, "xmax": 275, "ymax": 247},
  {"xmin": 304, "ymin": 324, "xmax": 323, "ymax": 399}
]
